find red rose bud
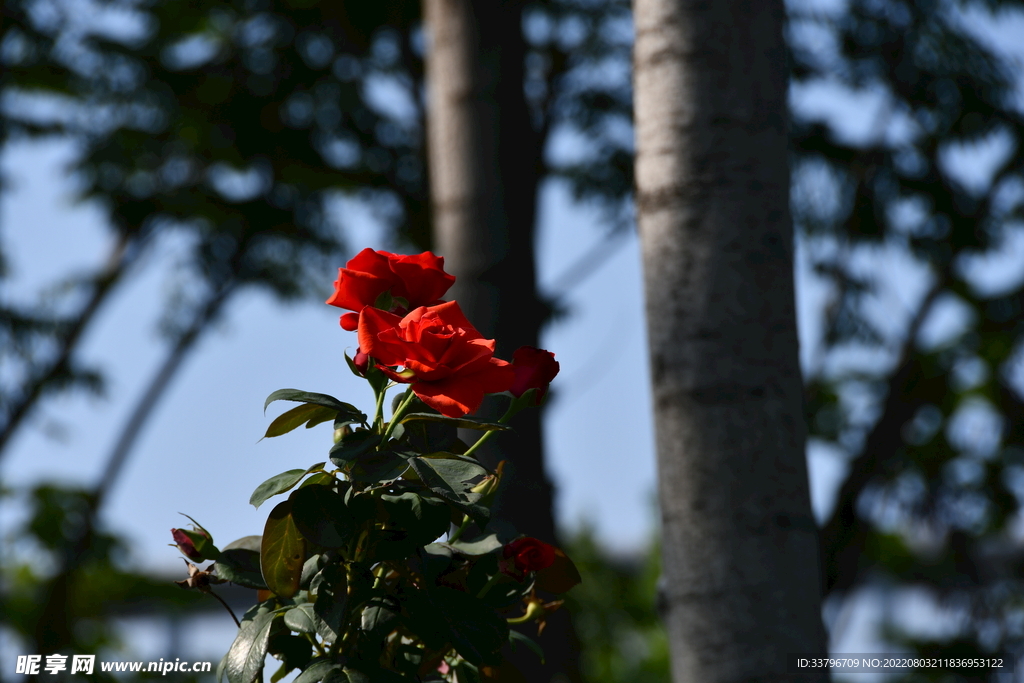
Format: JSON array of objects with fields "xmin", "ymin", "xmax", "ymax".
[
  {"xmin": 353, "ymin": 347, "xmax": 370, "ymax": 376},
  {"xmin": 510, "ymin": 346, "xmax": 559, "ymax": 402},
  {"xmin": 171, "ymin": 528, "xmax": 202, "ymax": 560},
  {"xmin": 500, "ymin": 537, "xmax": 557, "ymax": 578},
  {"xmin": 326, "ymin": 249, "xmax": 455, "ymax": 331}
]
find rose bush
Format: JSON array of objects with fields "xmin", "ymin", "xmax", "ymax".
[
  {"xmin": 173, "ymin": 252, "xmax": 575, "ymax": 683},
  {"xmin": 326, "ymin": 248, "xmax": 455, "ymax": 330}
]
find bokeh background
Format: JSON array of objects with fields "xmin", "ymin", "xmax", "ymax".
[{"xmin": 3, "ymin": 0, "xmax": 1024, "ymax": 681}]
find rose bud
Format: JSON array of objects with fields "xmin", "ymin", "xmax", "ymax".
[
  {"xmin": 509, "ymin": 346, "xmax": 559, "ymax": 403},
  {"xmin": 353, "ymin": 347, "xmax": 370, "ymax": 376},
  {"xmin": 499, "ymin": 536, "xmax": 557, "ymax": 579},
  {"xmin": 171, "ymin": 528, "xmax": 202, "ymax": 560}
]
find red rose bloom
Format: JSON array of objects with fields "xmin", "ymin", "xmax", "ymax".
[
  {"xmin": 357, "ymin": 301, "xmax": 515, "ymax": 417},
  {"xmin": 326, "ymin": 249, "xmax": 456, "ymax": 331},
  {"xmin": 500, "ymin": 537, "xmax": 557, "ymax": 577},
  {"xmin": 509, "ymin": 346, "xmax": 559, "ymax": 402}
]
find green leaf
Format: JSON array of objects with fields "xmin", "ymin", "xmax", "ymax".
[
  {"xmin": 373, "ymin": 289, "xmax": 394, "ymax": 312},
  {"xmin": 346, "ymin": 450, "xmax": 410, "ymax": 484},
  {"xmin": 379, "ymin": 492, "xmax": 451, "ymax": 549},
  {"xmin": 215, "ymin": 541, "xmax": 268, "ymax": 590},
  {"xmin": 509, "ymin": 629, "xmax": 545, "ymax": 663},
  {"xmin": 417, "ymin": 544, "xmax": 454, "ymax": 582},
  {"xmin": 264, "ymin": 389, "xmax": 364, "ymax": 420},
  {"xmin": 344, "ymin": 351, "xmax": 363, "ymax": 379},
  {"xmin": 225, "ymin": 535, "xmax": 263, "ymax": 552},
  {"xmin": 268, "ymin": 633, "xmax": 312, "ymax": 680},
  {"xmin": 283, "ymin": 603, "xmax": 318, "ymax": 634},
  {"xmin": 265, "ymin": 404, "xmax": 339, "ymax": 438},
  {"xmin": 399, "ymin": 413, "xmax": 510, "ymax": 431},
  {"xmin": 402, "ymin": 587, "xmax": 508, "ymax": 666},
  {"xmin": 250, "ymin": 464, "xmax": 325, "ymax": 509},
  {"xmin": 294, "ymin": 659, "xmax": 341, "ymax": 683},
  {"xmin": 289, "ymin": 484, "xmax": 358, "ymax": 549},
  {"xmin": 225, "ymin": 610, "xmax": 277, "ymax": 683},
  {"xmin": 311, "ymin": 564, "xmax": 348, "ymax": 642},
  {"xmin": 300, "ymin": 554, "xmax": 324, "ymax": 589},
  {"xmin": 447, "ymin": 533, "xmax": 502, "ymax": 556},
  {"xmin": 360, "ymin": 594, "xmax": 399, "ymax": 642},
  {"xmin": 301, "ymin": 472, "xmax": 336, "ymax": 488},
  {"xmin": 329, "ymin": 431, "xmax": 382, "ymax": 464},
  {"xmin": 216, "ymin": 654, "xmax": 228, "ymax": 683},
  {"xmin": 408, "ymin": 457, "xmax": 490, "ymax": 524},
  {"xmin": 261, "ymin": 500, "xmax": 306, "ymax": 599},
  {"xmin": 410, "ymin": 456, "xmax": 488, "ymax": 495}
]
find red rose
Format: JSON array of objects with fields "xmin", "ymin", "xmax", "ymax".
[
  {"xmin": 326, "ymin": 249, "xmax": 456, "ymax": 330},
  {"xmin": 357, "ymin": 301, "xmax": 515, "ymax": 417},
  {"xmin": 171, "ymin": 528, "xmax": 202, "ymax": 560},
  {"xmin": 500, "ymin": 537, "xmax": 557, "ymax": 577},
  {"xmin": 509, "ymin": 346, "xmax": 559, "ymax": 402}
]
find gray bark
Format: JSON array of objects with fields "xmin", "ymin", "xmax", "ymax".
[
  {"xmin": 632, "ymin": 0, "xmax": 829, "ymax": 681},
  {"xmin": 422, "ymin": 4, "xmax": 580, "ymax": 682},
  {"xmin": 422, "ymin": 0, "xmax": 554, "ymax": 543}
]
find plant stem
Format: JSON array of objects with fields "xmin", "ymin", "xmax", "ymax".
[
  {"xmin": 476, "ymin": 571, "xmax": 504, "ymax": 599},
  {"xmin": 448, "ymin": 515, "xmax": 471, "ymax": 543},
  {"xmin": 209, "ymin": 590, "xmax": 241, "ymax": 627},
  {"xmin": 462, "ymin": 398, "xmax": 520, "ymax": 459},
  {"xmin": 306, "ymin": 633, "xmax": 327, "ymax": 657},
  {"xmin": 382, "ymin": 390, "xmax": 417, "ymax": 442},
  {"xmin": 372, "ymin": 384, "xmax": 388, "ymax": 430}
]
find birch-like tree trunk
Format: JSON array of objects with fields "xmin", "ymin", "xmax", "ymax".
[{"xmin": 632, "ymin": 1, "xmax": 829, "ymax": 680}]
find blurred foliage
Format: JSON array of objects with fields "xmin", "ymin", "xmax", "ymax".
[
  {"xmin": 790, "ymin": 0, "xmax": 1024, "ymax": 672},
  {"xmin": 0, "ymin": 0, "xmax": 636, "ymax": 450},
  {"xmin": 0, "ymin": 0, "xmax": 638, "ymax": 676},
  {"xmin": 0, "ymin": 484, "xmax": 210, "ymax": 681},
  {"xmin": 563, "ymin": 529, "xmax": 669, "ymax": 683},
  {"xmin": 7, "ymin": 0, "xmax": 1024, "ymax": 678},
  {"xmin": 0, "ymin": 0, "xmax": 428, "ymax": 450}
]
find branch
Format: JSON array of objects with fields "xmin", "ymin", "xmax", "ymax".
[
  {"xmin": 0, "ymin": 232, "xmax": 134, "ymax": 460},
  {"xmin": 819, "ymin": 277, "xmax": 946, "ymax": 596}
]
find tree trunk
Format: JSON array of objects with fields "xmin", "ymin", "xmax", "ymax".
[
  {"xmin": 422, "ymin": 0, "xmax": 553, "ymax": 544},
  {"xmin": 632, "ymin": 1, "xmax": 828, "ymax": 681},
  {"xmin": 423, "ymin": 3, "xmax": 580, "ymax": 682}
]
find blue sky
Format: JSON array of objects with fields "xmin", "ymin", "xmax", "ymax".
[
  {"xmin": 0, "ymin": 135, "xmax": 658, "ymax": 572},
  {"xmin": 4, "ymin": 0, "xmax": 1024, "ymax": 667}
]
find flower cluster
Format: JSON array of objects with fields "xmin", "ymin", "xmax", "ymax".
[
  {"xmin": 173, "ymin": 250, "xmax": 576, "ymax": 683},
  {"xmin": 332, "ymin": 249, "xmax": 559, "ymax": 418}
]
